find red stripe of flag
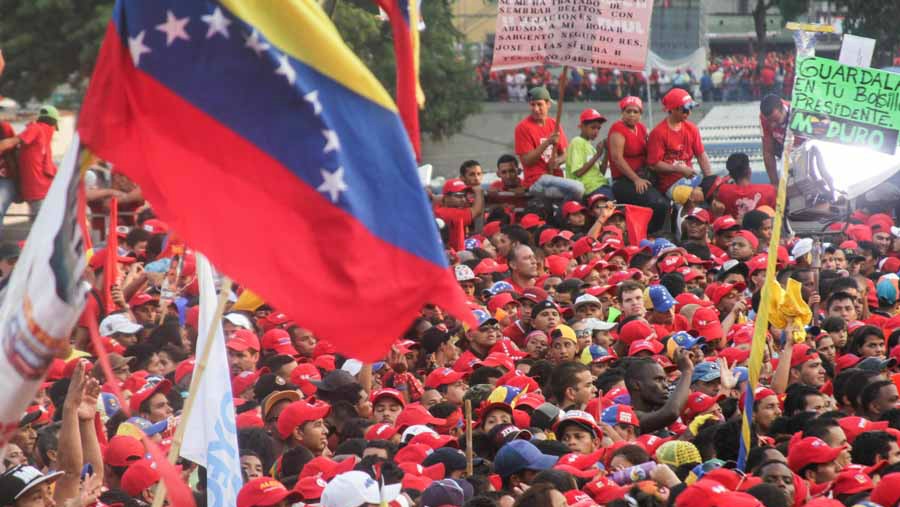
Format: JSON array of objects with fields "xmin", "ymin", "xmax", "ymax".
[{"xmin": 376, "ymin": 0, "xmax": 421, "ymax": 160}]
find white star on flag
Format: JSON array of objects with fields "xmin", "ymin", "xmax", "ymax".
[
  {"xmin": 274, "ymin": 53, "xmax": 296, "ymax": 85},
  {"xmin": 128, "ymin": 31, "xmax": 152, "ymax": 67},
  {"xmin": 202, "ymin": 7, "xmax": 231, "ymax": 39},
  {"xmin": 156, "ymin": 10, "xmax": 190, "ymax": 46},
  {"xmin": 317, "ymin": 168, "xmax": 349, "ymax": 203},
  {"xmin": 244, "ymin": 30, "xmax": 270, "ymax": 57},
  {"xmin": 322, "ymin": 130, "xmax": 340, "ymax": 153},
  {"xmin": 304, "ymin": 90, "xmax": 322, "ymax": 115}
]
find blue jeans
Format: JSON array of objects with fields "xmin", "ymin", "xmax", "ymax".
[
  {"xmin": 0, "ymin": 179, "xmax": 16, "ymax": 232},
  {"xmin": 530, "ymin": 175, "xmax": 584, "ymax": 202}
]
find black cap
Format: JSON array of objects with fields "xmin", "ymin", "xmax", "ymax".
[
  {"xmin": 0, "ymin": 466, "xmax": 63, "ymax": 506},
  {"xmin": 488, "ymin": 423, "xmax": 533, "ymax": 450},
  {"xmin": 531, "ymin": 300, "xmax": 560, "ymax": 320},
  {"xmin": 311, "ymin": 369, "xmax": 356, "ymax": 392},
  {"xmin": 530, "ymin": 403, "xmax": 560, "ymax": 430},
  {"xmin": 857, "ymin": 357, "xmax": 896, "ymax": 372},
  {"xmin": 423, "ymin": 447, "xmax": 468, "ymax": 472},
  {"xmin": 253, "ymin": 373, "xmax": 298, "ymax": 403}
]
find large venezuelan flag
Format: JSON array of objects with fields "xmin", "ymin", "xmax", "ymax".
[{"xmin": 79, "ymin": 0, "xmax": 471, "ymax": 361}]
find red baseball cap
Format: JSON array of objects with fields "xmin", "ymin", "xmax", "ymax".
[
  {"xmin": 832, "ymin": 467, "xmax": 874, "ymax": 496},
  {"xmin": 298, "ymin": 455, "xmax": 359, "ymax": 480},
  {"xmin": 562, "ymin": 201, "xmax": 587, "ymax": 217},
  {"xmin": 474, "ymin": 258, "xmax": 507, "ymax": 276},
  {"xmin": 712, "ymin": 215, "xmax": 739, "ymax": 234},
  {"xmin": 834, "ymin": 353, "xmax": 861, "ymax": 374},
  {"xmin": 365, "ymin": 423, "xmax": 399, "ymax": 441},
  {"xmin": 370, "ymin": 388, "xmax": 406, "ymax": 407},
  {"xmin": 659, "ymin": 254, "xmax": 686, "ymax": 274},
  {"xmin": 481, "ymin": 352, "xmax": 515, "ymax": 371},
  {"xmin": 579, "ymin": 108, "xmax": 607, "ymax": 124},
  {"xmin": 870, "ymin": 470, "xmax": 900, "ymax": 507},
  {"xmin": 787, "ymin": 435, "xmax": 846, "ymax": 473},
  {"xmin": 789, "ymin": 343, "xmax": 819, "ymax": 369},
  {"xmin": 237, "ymin": 477, "xmax": 301, "ymax": 507},
  {"xmin": 682, "ymin": 392, "xmax": 723, "ymax": 424},
  {"xmin": 129, "ymin": 379, "xmax": 172, "ymax": 414},
  {"xmin": 691, "ymin": 307, "xmax": 724, "ymax": 341},
  {"xmin": 628, "ymin": 339, "xmax": 663, "ymax": 356},
  {"xmin": 236, "ymin": 410, "xmax": 265, "ymax": 430},
  {"xmin": 718, "ymin": 347, "xmax": 750, "ymax": 366},
  {"xmin": 746, "ymin": 255, "xmax": 767, "ymax": 274},
  {"xmin": 425, "ymin": 368, "xmax": 466, "ymax": 389},
  {"xmin": 288, "ymin": 363, "xmax": 321, "ymax": 397},
  {"xmin": 661, "ymin": 88, "xmax": 698, "ymax": 111},
  {"xmin": 128, "ymin": 293, "xmax": 157, "ymax": 308},
  {"xmin": 227, "ymin": 329, "xmax": 261, "ymax": 352},
  {"xmin": 705, "ymin": 282, "xmax": 746, "ymax": 305},
  {"xmin": 519, "ymin": 213, "xmax": 546, "ymax": 229},
  {"xmin": 104, "ymin": 435, "xmax": 145, "ymax": 467},
  {"xmin": 517, "ymin": 287, "xmax": 549, "ymax": 305},
  {"xmin": 395, "ymin": 404, "xmax": 447, "ymax": 431},
  {"xmin": 734, "ymin": 230, "xmax": 759, "ymax": 250},
  {"xmin": 260, "ymin": 329, "xmax": 298, "ymax": 356},
  {"xmin": 276, "ymin": 400, "xmax": 331, "ymax": 439},
  {"xmin": 120, "ymin": 459, "xmax": 162, "ymax": 497},
  {"xmin": 442, "ymin": 178, "xmax": 468, "ymax": 194},
  {"xmin": 838, "ymin": 416, "xmax": 889, "ymax": 444},
  {"xmin": 685, "ymin": 208, "xmax": 710, "ymax": 224},
  {"xmin": 618, "ymin": 320, "xmax": 656, "ymax": 345},
  {"xmin": 231, "ymin": 371, "xmax": 260, "ymax": 397},
  {"xmin": 539, "ymin": 228, "xmax": 572, "ymax": 246}
]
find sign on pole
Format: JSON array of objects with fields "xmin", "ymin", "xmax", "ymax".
[
  {"xmin": 491, "ymin": 0, "xmax": 654, "ymax": 71},
  {"xmin": 789, "ymin": 56, "xmax": 900, "ymax": 154},
  {"xmin": 838, "ymin": 34, "xmax": 876, "ymax": 68}
]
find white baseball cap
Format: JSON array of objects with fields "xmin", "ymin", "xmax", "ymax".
[
  {"xmin": 99, "ymin": 313, "xmax": 143, "ymax": 337},
  {"xmin": 223, "ymin": 312, "xmax": 253, "ymax": 330},
  {"xmin": 321, "ymin": 471, "xmax": 401, "ymax": 507}
]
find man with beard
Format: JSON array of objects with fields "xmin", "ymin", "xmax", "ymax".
[{"xmin": 625, "ymin": 350, "xmax": 694, "ymax": 434}]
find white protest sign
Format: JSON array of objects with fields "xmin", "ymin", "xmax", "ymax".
[
  {"xmin": 491, "ymin": 0, "xmax": 654, "ymax": 71},
  {"xmin": 838, "ymin": 34, "xmax": 876, "ymax": 68}
]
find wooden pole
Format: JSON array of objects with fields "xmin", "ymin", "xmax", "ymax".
[
  {"xmin": 150, "ymin": 277, "xmax": 233, "ymax": 507},
  {"xmin": 554, "ymin": 66, "xmax": 569, "ymax": 131},
  {"xmin": 465, "ymin": 400, "xmax": 474, "ymax": 476}
]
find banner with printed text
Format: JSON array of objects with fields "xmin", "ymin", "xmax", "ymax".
[
  {"xmin": 790, "ymin": 57, "xmax": 900, "ymax": 154},
  {"xmin": 490, "ymin": 0, "xmax": 654, "ymax": 71}
]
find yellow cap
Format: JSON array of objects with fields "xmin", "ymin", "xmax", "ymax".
[
  {"xmin": 551, "ymin": 324, "xmax": 577, "ymax": 343},
  {"xmin": 232, "ymin": 289, "xmax": 265, "ymax": 312},
  {"xmin": 672, "ymin": 185, "xmax": 693, "ymax": 205}
]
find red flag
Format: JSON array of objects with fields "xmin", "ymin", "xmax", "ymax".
[
  {"xmin": 624, "ymin": 205, "xmax": 653, "ymax": 246},
  {"xmin": 102, "ymin": 198, "xmax": 119, "ymax": 311},
  {"xmin": 375, "ymin": 0, "xmax": 423, "ymax": 160}
]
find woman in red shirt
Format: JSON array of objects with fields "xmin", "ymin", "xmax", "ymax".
[{"xmin": 608, "ymin": 96, "xmax": 670, "ymax": 233}]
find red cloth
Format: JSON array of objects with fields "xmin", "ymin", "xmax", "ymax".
[
  {"xmin": 607, "ymin": 120, "xmax": 647, "ymax": 179},
  {"xmin": 646, "ymin": 120, "xmax": 705, "ymax": 193},
  {"xmin": 624, "ymin": 205, "xmax": 653, "ymax": 246},
  {"xmin": 514, "ymin": 115, "xmax": 568, "ymax": 188},
  {"xmin": 374, "ymin": 0, "xmax": 421, "ymax": 160},
  {"xmin": 16, "ymin": 121, "xmax": 57, "ymax": 201},
  {"xmin": 716, "ymin": 183, "xmax": 777, "ymax": 219},
  {"xmin": 433, "ymin": 206, "xmax": 473, "ymax": 252}
]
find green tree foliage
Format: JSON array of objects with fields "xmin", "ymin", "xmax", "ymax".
[
  {"xmin": 751, "ymin": 0, "xmax": 808, "ymax": 65},
  {"xmin": 0, "ymin": 0, "xmax": 113, "ymax": 102},
  {"xmin": 832, "ymin": 0, "xmax": 900, "ymax": 67},
  {"xmin": 0, "ymin": 0, "xmax": 481, "ymax": 140},
  {"xmin": 332, "ymin": 0, "xmax": 483, "ymax": 140}
]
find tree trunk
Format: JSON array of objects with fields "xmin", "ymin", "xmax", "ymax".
[{"xmin": 753, "ymin": 0, "xmax": 772, "ymax": 72}]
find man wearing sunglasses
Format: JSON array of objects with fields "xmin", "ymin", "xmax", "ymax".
[{"xmin": 647, "ymin": 89, "xmax": 713, "ymax": 201}]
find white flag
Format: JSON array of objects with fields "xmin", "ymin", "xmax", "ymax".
[
  {"xmin": 0, "ymin": 135, "xmax": 88, "ymax": 455},
  {"xmin": 180, "ymin": 253, "xmax": 242, "ymax": 507}
]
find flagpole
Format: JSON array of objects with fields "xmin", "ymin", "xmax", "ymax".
[{"xmin": 151, "ymin": 276, "xmax": 233, "ymax": 507}]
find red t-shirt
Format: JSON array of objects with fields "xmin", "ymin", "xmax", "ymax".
[
  {"xmin": 433, "ymin": 206, "xmax": 473, "ymax": 252},
  {"xmin": 646, "ymin": 120, "xmax": 705, "ymax": 193},
  {"xmin": 17, "ymin": 122, "xmax": 58, "ymax": 201},
  {"xmin": 716, "ymin": 183, "xmax": 777, "ymax": 220},
  {"xmin": 0, "ymin": 122, "xmax": 17, "ymax": 180},
  {"xmin": 514, "ymin": 116, "xmax": 568, "ymax": 188},
  {"xmin": 607, "ymin": 120, "xmax": 648, "ymax": 180}
]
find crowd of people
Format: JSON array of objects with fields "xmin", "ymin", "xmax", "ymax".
[
  {"xmin": 4, "ymin": 41, "xmax": 900, "ymax": 507},
  {"xmin": 476, "ymin": 51, "xmax": 796, "ymax": 104}
]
